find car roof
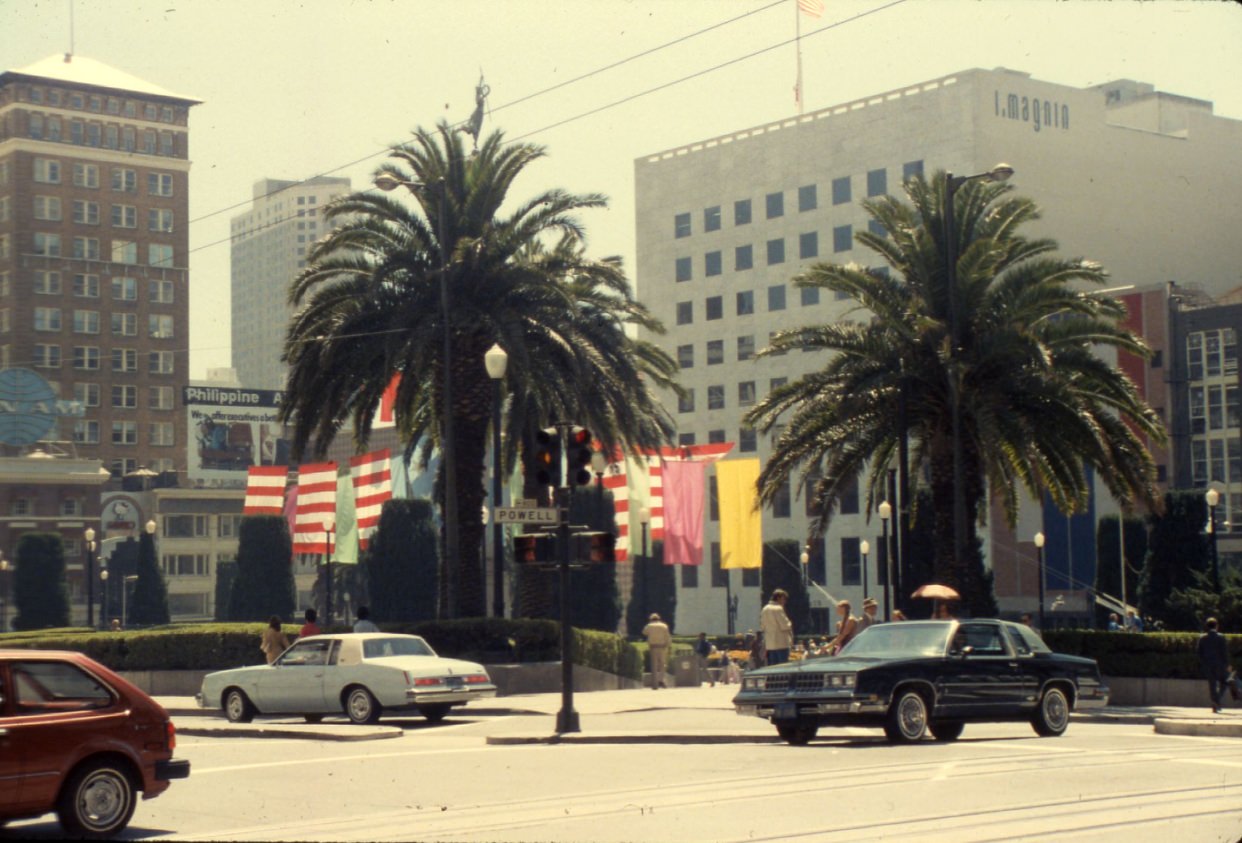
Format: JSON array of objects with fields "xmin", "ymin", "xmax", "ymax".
[{"xmin": 294, "ymin": 632, "xmax": 422, "ymax": 641}]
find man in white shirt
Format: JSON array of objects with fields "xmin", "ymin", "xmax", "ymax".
[
  {"xmin": 760, "ymin": 589, "xmax": 794, "ymax": 665},
  {"xmin": 643, "ymin": 613, "xmax": 672, "ymax": 688}
]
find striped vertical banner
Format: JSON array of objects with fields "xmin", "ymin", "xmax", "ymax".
[
  {"xmin": 350, "ymin": 449, "xmax": 391, "ymax": 550},
  {"xmin": 647, "ymin": 455, "xmax": 665, "ymax": 540},
  {"xmin": 602, "ymin": 455, "xmax": 629, "ymax": 562},
  {"xmin": 293, "ymin": 462, "xmax": 339, "ymax": 554},
  {"xmin": 243, "ymin": 466, "xmax": 288, "ymax": 515}
]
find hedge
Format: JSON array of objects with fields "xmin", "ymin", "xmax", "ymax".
[
  {"xmin": 1043, "ymin": 629, "xmax": 1242, "ymax": 679},
  {"xmin": 0, "ymin": 619, "xmax": 642, "ymax": 680}
]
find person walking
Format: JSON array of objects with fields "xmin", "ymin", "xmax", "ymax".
[
  {"xmin": 829, "ymin": 600, "xmax": 859, "ymax": 655},
  {"xmin": 1197, "ymin": 617, "xmax": 1231, "ymax": 713},
  {"xmin": 693, "ymin": 632, "xmax": 716, "ymax": 687},
  {"xmin": 857, "ymin": 598, "xmax": 879, "ymax": 632},
  {"xmin": 760, "ymin": 589, "xmax": 794, "ymax": 666},
  {"xmin": 299, "ymin": 608, "xmax": 321, "ymax": 638},
  {"xmin": 353, "ymin": 605, "xmax": 380, "ymax": 633},
  {"xmin": 260, "ymin": 616, "xmax": 289, "ymax": 664},
  {"xmin": 643, "ymin": 613, "xmax": 672, "ymax": 688}
]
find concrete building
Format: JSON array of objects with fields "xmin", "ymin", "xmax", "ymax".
[
  {"xmin": 633, "ymin": 67, "xmax": 1242, "ymax": 634},
  {"xmin": 229, "ymin": 176, "xmax": 352, "ymax": 390},
  {"xmin": 0, "ymin": 54, "xmax": 200, "ymax": 481}
]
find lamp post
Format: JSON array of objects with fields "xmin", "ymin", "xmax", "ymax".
[
  {"xmin": 100, "ymin": 567, "xmax": 109, "ymax": 628},
  {"xmin": 84, "ymin": 527, "xmax": 96, "ymax": 628},
  {"xmin": 1034, "ymin": 531, "xmax": 1046, "ymax": 632},
  {"xmin": 323, "ymin": 520, "xmax": 335, "ymax": 629},
  {"xmin": 485, "ymin": 342, "xmax": 508, "ymax": 619},
  {"xmin": 879, "ymin": 500, "xmax": 892, "ymax": 621},
  {"xmin": 639, "ymin": 507, "xmax": 651, "ymax": 623},
  {"xmin": 943, "ymin": 164, "xmax": 1015, "ymax": 574},
  {"xmin": 800, "ymin": 548, "xmax": 810, "ymax": 588},
  {"xmin": 375, "ymin": 173, "xmax": 458, "ymax": 617},
  {"xmin": 122, "ymin": 574, "xmax": 138, "ymax": 629},
  {"xmin": 1206, "ymin": 488, "xmax": 1221, "ymax": 592},
  {"xmin": 0, "ymin": 554, "xmax": 8, "ymax": 632}
]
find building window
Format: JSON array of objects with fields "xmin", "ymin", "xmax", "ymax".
[
  {"xmin": 148, "ymin": 172, "xmax": 174, "ymax": 196},
  {"xmin": 72, "ymin": 346, "xmax": 100, "ymax": 370},
  {"xmin": 34, "ymin": 158, "xmax": 61, "ymax": 184},
  {"xmin": 676, "ymin": 301, "xmax": 693, "ymax": 325},
  {"xmin": 833, "ymin": 225, "xmax": 853, "ymax": 253},
  {"xmin": 705, "ymin": 251, "xmax": 722, "ymax": 277},
  {"xmin": 34, "ymin": 344, "xmax": 61, "ymax": 368},
  {"xmin": 74, "ymin": 420, "xmax": 100, "ymax": 444},
  {"xmin": 111, "ymin": 313, "xmax": 137, "ymax": 336},
  {"xmin": 142, "ymin": 130, "xmax": 156, "ymax": 154},
  {"xmin": 34, "ymin": 270, "xmax": 62, "ymax": 294},
  {"xmin": 678, "ymin": 432, "xmax": 696, "ymax": 447},
  {"xmin": 111, "ymin": 240, "xmax": 138, "ymax": 264},
  {"xmin": 33, "ymin": 195, "xmax": 62, "ymax": 220},
  {"xmin": 737, "ymin": 335, "xmax": 755, "ymax": 361},
  {"xmin": 148, "ymin": 209, "xmax": 174, "ymax": 233},
  {"xmin": 772, "ymin": 480, "xmax": 791, "ymax": 517},
  {"xmin": 739, "ymin": 428, "xmax": 757, "ymax": 452},
  {"xmin": 111, "ymin": 168, "xmax": 137, "ymax": 193},
  {"xmin": 675, "ymin": 257, "xmax": 692, "ymax": 282},
  {"xmin": 738, "ymin": 381, "xmax": 756, "ymax": 408},
  {"xmin": 61, "ymin": 498, "xmax": 82, "ymax": 516},
  {"xmin": 149, "ymin": 422, "xmax": 175, "ymax": 446},
  {"xmin": 867, "ymin": 168, "xmax": 887, "ymax": 197},
  {"xmin": 706, "ymin": 296, "xmax": 723, "ymax": 321},
  {"xmin": 111, "ymin": 277, "xmax": 138, "ymax": 301},
  {"xmin": 798, "ymin": 184, "xmax": 817, "ymax": 212},
  {"xmin": 72, "ymin": 237, "xmax": 100, "ymax": 260},
  {"xmin": 74, "ymin": 382, "xmax": 100, "ymax": 406},
  {"xmin": 868, "ymin": 219, "xmax": 887, "ymax": 238},
  {"xmin": 677, "ymin": 344, "xmax": 694, "ymax": 369},
  {"xmin": 735, "ymin": 244, "xmax": 753, "ymax": 271},
  {"xmin": 34, "ymin": 307, "xmax": 62, "ymax": 332},
  {"xmin": 737, "ymin": 291, "xmax": 754, "ymax": 316},
  {"xmin": 72, "ymin": 310, "xmax": 99, "ymax": 334},
  {"xmin": 73, "ymin": 200, "xmax": 100, "ymax": 225},
  {"xmin": 111, "ymin": 384, "xmax": 137, "ymax": 408},
  {"xmin": 799, "ymin": 231, "xmax": 819, "ymax": 259},
  {"xmin": 708, "ymin": 429, "xmax": 726, "ymax": 445},
  {"xmin": 765, "ymin": 191, "xmax": 784, "ymax": 219},
  {"xmin": 734, "ymin": 199, "xmax": 751, "ymax": 226},
  {"xmin": 111, "ymin": 348, "xmax": 137, "ymax": 373},
  {"xmin": 149, "ymin": 315, "xmax": 174, "ymax": 338},
  {"xmin": 768, "ymin": 285, "xmax": 786, "ymax": 312},
  {"xmin": 34, "ymin": 232, "xmax": 62, "ymax": 256},
  {"xmin": 679, "ymin": 389, "xmax": 695, "ymax": 413},
  {"xmin": 682, "ymin": 565, "xmax": 699, "ymax": 588},
  {"xmin": 840, "ymin": 537, "xmax": 861, "ymax": 585},
  {"xmin": 674, "ymin": 212, "xmax": 691, "ymax": 238},
  {"xmin": 767, "ymin": 238, "xmax": 785, "ymax": 265},
  {"xmin": 801, "ymin": 286, "xmax": 820, "ymax": 306},
  {"xmin": 149, "ymin": 280, "xmax": 174, "ymax": 304},
  {"xmin": 111, "ymin": 421, "xmax": 138, "ymax": 445},
  {"xmin": 902, "ymin": 160, "xmax": 924, "ymax": 181},
  {"xmin": 148, "ymin": 244, "xmax": 174, "ymax": 267},
  {"xmin": 704, "ymin": 206, "xmax": 721, "ymax": 232},
  {"xmin": 74, "ymin": 274, "xmax": 100, "ymax": 298},
  {"xmin": 708, "ymin": 385, "xmax": 725, "ymax": 410},
  {"xmin": 149, "ymin": 385, "xmax": 174, "ymax": 410},
  {"xmin": 149, "ymin": 350, "xmax": 175, "ymax": 374},
  {"xmin": 832, "ymin": 176, "xmax": 851, "ymax": 205}
]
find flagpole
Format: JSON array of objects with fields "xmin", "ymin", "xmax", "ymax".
[{"xmin": 795, "ymin": 0, "xmax": 804, "ymax": 114}]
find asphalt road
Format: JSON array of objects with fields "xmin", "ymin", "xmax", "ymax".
[{"xmin": 6, "ymin": 686, "xmax": 1242, "ymax": 842}]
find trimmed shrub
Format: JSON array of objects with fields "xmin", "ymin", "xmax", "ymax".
[
  {"xmin": 1044, "ymin": 629, "xmax": 1242, "ymax": 679},
  {"xmin": 13, "ymin": 533, "xmax": 70, "ymax": 630}
]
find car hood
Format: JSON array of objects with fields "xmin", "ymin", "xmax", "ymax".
[{"xmin": 747, "ymin": 655, "xmax": 927, "ymax": 675}]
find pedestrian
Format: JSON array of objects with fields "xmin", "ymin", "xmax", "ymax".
[
  {"xmin": 892, "ymin": 610, "xmax": 907, "ymax": 622},
  {"xmin": 1196, "ymin": 617, "xmax": 1231, "ymax": 713},
  {"xmin": 300, "ymin": 607, "xmax": 321, "ymax": 638},
  {"xmin": 748, "ymin": 630, "xmax": 765, "ymax": 670},
  {"xmin": 829, "ymin": 600, "xmax": 859, "ymax": 654},
  {"xmin": 1107, "ymin": 612, "xmax": 1121, "ymax": 631},
  {"xmin": 760, "ymin": 588, "xmax": 795, "ymax": 665},
  {"xmin": 857, "ymin": 597, "xmax": 879, "ymax": 632},
  {"xmin": 1125, "ymin": 609, "xmax": 1144, "ymax": 632},
  {"xmin": 260, "ymin": 616, "xmax": 289, "ymax": 664},
  {"xmin": 643, "ymin": 613, "xmax": 672, "ymax": 688},
  {"xmin": 353, "ymin": 605, "xmax": 380, "ymax": 633},
  {"xmin": 693, "ymin": 632, "xmax": 715, "ymax": 687}
]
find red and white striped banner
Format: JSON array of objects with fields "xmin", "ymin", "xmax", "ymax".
[
  {"xmin": 646, "ymin": 456, "xmax": 665, "ymax": 540},
  {"xmin": 243, "ymin": 466, "xmax": 288, "ymax": 515},
  {"xmin": 601, "ymin": 455, "xmax": 629, "ymax": 562},
  {"xmin": 351, "ymin": 449, "xmax": 392, "ymax": 550},
  {"xmin": 374, "ymin": 373, "xmax": 400, "ymax": 429},
  {"xmin": 293, "ymin": 462, "xmax": 338, "ymax": 554}
]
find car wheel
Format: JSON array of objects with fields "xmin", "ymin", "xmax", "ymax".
[
  {"xmin": 1032, "ymin": 686, "xmax": 1070, "ymax": 736},
  {"xmin": 420, "ymin": 704, "xmax": 451, "ymax": 723},
  {"xmin": 884, "ymin": 689, "xmax": 929, "ymax": 743},
  {"xmin": 57, "ymin": 759, "xmax": 137, "ymax": 839},
  {"xmin": 929, "ymin": 720, "xmax": 964, "ymax": 741},
  {"xmin": 345, "ymin": 686, "xmax": 382, "ymax": 724},
  {"xmin": 775, "ymin": 721, "xmax": 819, "ymax": 746},
  {"xmin": 224, "ymin": 688, "xmax": 256, "ymax": 723},
  {"xmin": 304, "ymin": 714, "xmax": 324, "ymax": 723}
]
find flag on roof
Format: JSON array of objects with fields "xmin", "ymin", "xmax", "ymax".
[{"xmin": 243, "ymin": 466, "xmax": 287, "ymax": 515}]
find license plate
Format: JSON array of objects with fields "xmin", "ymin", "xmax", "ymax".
[{"xmin": 775, "ymin": 702, "xmax": 798, "ymax": 720}]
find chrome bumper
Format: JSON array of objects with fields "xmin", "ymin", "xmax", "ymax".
[
  {"xmin": 1075, "ymin": 686, "xmax": 1110, "ymax": 710},
  {"xmin": 405, "ymin": 686, "xmax": 498, "ymax": 705}
]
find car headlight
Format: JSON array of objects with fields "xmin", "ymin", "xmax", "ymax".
[
  {"xmin": 828, "ymin": 673, "xmax": 856, "ymax": 688},
  {"xmin": 743, "ymin": 676, "xmax": 766, "ymax": 690}
]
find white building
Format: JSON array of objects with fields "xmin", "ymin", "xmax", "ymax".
[
  {"xmin": 229, "ymin": 176, "xmax": 351, "ymax": 390},
  {"xmin": 633, "ymin": 67, "xmax": 1242, "ymax": 635}
]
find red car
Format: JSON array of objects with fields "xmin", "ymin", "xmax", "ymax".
[{"xmin": 0, "ymin": 649, "xmax": 190, "ymax": 838}]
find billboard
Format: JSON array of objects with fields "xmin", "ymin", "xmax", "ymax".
[{"xmin": 183, "ymin": 386, "xmax": 290, "ymax": 483}]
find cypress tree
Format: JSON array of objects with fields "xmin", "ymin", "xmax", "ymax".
[
  {"xmin": 228, "ymin": 515, "xmax": 296, "ymax": 622},
  {"xmin": 128, "ymin": 529, "xmax": 170, "ymax": 626},
  {"xmin": 13, "ymin": 532, "xmax": 70, "ymax": 630}
]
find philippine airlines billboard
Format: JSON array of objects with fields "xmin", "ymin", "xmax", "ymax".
[{"xmin": 183, "ymin": 386, "xmax": 290, "ymax": 483}]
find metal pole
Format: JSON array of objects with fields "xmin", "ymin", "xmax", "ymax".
[
  {"xmin": 1036, "ymin": 538, "xmax": 1046, "ymax": 632},
  {"xmin": 861, "ymin": 547, "xmax": 869, "ymax": 603},
  {"xmin": 1210, "ymin": 501, "xmax": 1220, "ymax": 592},
  {"xmin": 325, "ymin": 525, "xmax": 334, "ymax": 629},
  {"xmin": 944, "ymin": 172, "xmax": 968, "ymax": 580},
  {"xmin": 897, "ymin": 371, "xmax": 910, "ymax": 617},
  {"xmin": 882, "ymin": 518, "xmax": 891, "ymax": 623},
  {"xmin": 437, "ymin": 181, "xmax": 460, "ymax": 619},
  {"xmin": 86, "ymin": 540, "xmax": 95, "ymax": 628},
  {"xmin": 491, "ymin": 377, "xmax": 504, "ymax": 618},
  {"xmin": 555, "ymin": 480, "xmax": 580, "ymax": 734},
  {"xmin": 1118, "ymin": 509, "xmax": 1128, "ymax": 616},
  {"xmin": 641, "ymin": 521, "xmax": 649, "ymax": 623}
]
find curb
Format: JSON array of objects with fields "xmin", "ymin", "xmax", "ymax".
[
  {"xmin": 175, "ymin": 722, "xmax": 402, "ymax": 741},
  {"xmin": 1153, "ymin": 718, "xmax": 1242, "ymax": 738},
  {"xmin": 487, "ymin": 732, "xmax": 781, "ymax": 746}
]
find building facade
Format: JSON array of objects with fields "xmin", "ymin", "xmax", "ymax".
[
  {"xmin": 230, "ymin": 176, "xmax": 351, "ymax": 390},
  {"xmin": 633, "ymin": 67, "xmax": 1242, "ymax": 634}
]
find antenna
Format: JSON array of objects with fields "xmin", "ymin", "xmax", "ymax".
[{"xmin": 67, "ymin": 0, "xmax": 75, "ymax": 60}]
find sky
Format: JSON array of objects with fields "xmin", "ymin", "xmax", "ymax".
[{"xmin": 3, "ymin": 0, "xmax": 1241, "ymax": 379}]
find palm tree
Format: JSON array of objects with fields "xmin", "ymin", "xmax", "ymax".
[
  {"xmin": 280, "ymin": 123, "xmax": 678, "ymax": 619},
  {"xmin": 744, "ymin": 173, "xmax": 1166, "ymax": 615}
]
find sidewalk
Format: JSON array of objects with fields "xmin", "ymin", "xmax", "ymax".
[{"xmin": 159, "ymin": 684, "xmax": 1242, "ymax": 743}]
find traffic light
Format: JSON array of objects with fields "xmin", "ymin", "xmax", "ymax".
[
  {"xmin": 514, "ymin": 532, "xmax": 555, "ymax": 564},
  {"xmin": 533, "ymin": 428, "xmax": 561, "ymax": 488},
  {"xmin": 567, "ymin": 426, "xmax": 593, "ymax": 486}
]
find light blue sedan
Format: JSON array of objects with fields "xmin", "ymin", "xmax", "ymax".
[{"xmin": 196, "ymin": 633, "xmax": 497, "ymax": 724}]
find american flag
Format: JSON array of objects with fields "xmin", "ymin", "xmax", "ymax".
[
  {"xmin": 351, "ymin": 449, "xmax": 392, "ymax": 550},
  {"xmin": 798, "ymin": 0, "xmax": 825, "ymax": 18},
  {"xmin": 601, "ymin": 454, "xmax": 629, "ymax": 562},
  {"xmin": 292, "ymin": 462, "xmax": 338, "ymax": 554},
  {"xmin": 243, "ymin": 466, "xmax": 287, "ymax": 515}
]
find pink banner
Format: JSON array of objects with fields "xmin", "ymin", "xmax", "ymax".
[{"xmin": 662, "ymin": 460, "xmax": 705, "ymax": 566}]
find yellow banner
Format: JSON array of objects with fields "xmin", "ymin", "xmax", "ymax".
[{"xmin": 718, "ymin": 459, "xmax": 762, "ymax": 569}]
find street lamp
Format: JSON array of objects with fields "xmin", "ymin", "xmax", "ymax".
[
  {"xmin": 639, "ymin": 506, "xmax": 651, "ymax": 623},
  {"xmin": 859, "ymin": 540, "xmax": 870, "ymax": 606},
  {"xmin": 485, "ymin": 342, "xmax": 508, "ymax": 619},
  {"xmin": 375, "ymin": 172, "xmax": 458, "ymax": 617},
  {"xmin": 323, "ymin": 520, "xmax": 336, "ymax": 628},
  {"xmin": 943, "ymin": 164, "xmax": 1015, "ymax": 575},
  {"xmin": 800, "ymin": 548, "xmax": 810, "ymax": 588},
  {"xmin": 879, "ymin": 500, "xmax": 892, "ymax": 621},
  {"xmin": 122, "ymin": 574, "xmax": 139, "ymax": 629},
  {"xmin": 100, "ymin": 567, "xmax": 109, "ymax": 628},
  {"xmin": 1034, "ymin": 531, "xmax": 1046, "ymax": 632},
  {"xmin": 85, "ymin": 527, "xmax": 97, "ymax": 628},
  {"xmin": 1206, "ymin": 487, "xmax": 1221, "ymax": 592},
  {"xmin": 0, "ymin": 553, "xmax": 9, "ymax": 632}
]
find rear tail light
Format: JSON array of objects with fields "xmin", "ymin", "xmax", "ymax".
[
  {"xmin": 412, "ymin": 678, "xmax": 442, "ymax": 687},
  {"xmin": 465, "ymin": 674, "xmax": 490, "ymax": 685},
  {"xmin": 166, "ymin": 720, "xmax": 177, "ymax": 751}
]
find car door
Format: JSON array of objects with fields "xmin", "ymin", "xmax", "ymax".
[
  {"xmin": 938, "ymin": 623, "xmax": 1026, "ymax": 714},
  {"xmin": 0, "ymin": 664, "xmax": 21, "ymax": 810},
  {"xmin": 255, "ymin": 639, "xmax": 334, "ymax": 712}
]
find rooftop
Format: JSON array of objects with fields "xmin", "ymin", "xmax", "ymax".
[{"xmin": 2, "ymin": 53, "xmax": 201, "ymax": 104}]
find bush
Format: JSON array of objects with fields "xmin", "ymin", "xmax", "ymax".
[
  {"xmin": 13, "ymin": 533, "xmax": 70, "ymax": 630},
  {"xmin": 1044, "ymin": 629, "xmax": 1242, "ymax": 679}
]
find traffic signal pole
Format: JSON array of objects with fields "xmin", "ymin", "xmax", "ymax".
[{"xmin": 554, "ymin": 425, "xmax": 581, "ymax": 734}]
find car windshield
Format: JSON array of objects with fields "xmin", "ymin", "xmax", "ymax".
[
  {"xmin": 836, "ymin": 622, "xmax": 953, "ymax": 659},
  {"xmin": 363, "ymin": 637, "xmax": 434, "ymax": 659}
]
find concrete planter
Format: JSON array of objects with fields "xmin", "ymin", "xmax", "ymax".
[{"xmin": 1105, "ymin": 675, "xmax": 1214, "ymax": 707}]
